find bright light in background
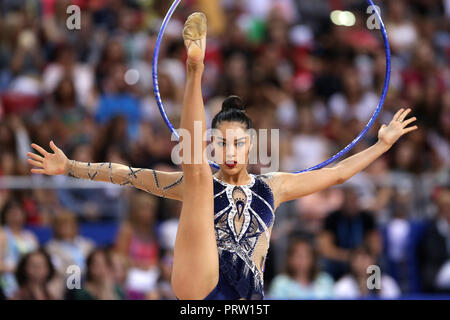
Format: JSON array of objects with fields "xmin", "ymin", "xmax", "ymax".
[
  {"xmin": 330, "ymin": 10, "xmax": 356, "ymax": 27},
  {"xmin": 124, "ymin": 69, "xmax": 140, "ymax": 86}
]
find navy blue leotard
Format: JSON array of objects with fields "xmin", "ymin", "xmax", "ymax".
[{"xmin": 202, "ymin": 173, "xmax": 275, "ymax": 300}]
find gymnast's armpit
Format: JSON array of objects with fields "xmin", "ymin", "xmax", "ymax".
[{"xmin": 66, "ymin": 160, "xmax": 184, "ymax": 200}]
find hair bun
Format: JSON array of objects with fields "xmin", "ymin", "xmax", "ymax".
[{"xmin": 221, "ymin": 96, "xmax": 245, "ymax": 112}]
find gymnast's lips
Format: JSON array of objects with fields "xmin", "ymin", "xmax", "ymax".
[{"xmin": 225, "ymin": 161, "xmax": 237, "ymax": 168}]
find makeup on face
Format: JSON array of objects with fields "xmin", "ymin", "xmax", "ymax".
[{"xmin": 216, "ymin": 135, "xmax": 248, "ymax": 165}]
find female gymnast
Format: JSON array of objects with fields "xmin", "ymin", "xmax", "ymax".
[{"xmin": 27, "ymin": 13, "xmax": 418, "ymax": 300}]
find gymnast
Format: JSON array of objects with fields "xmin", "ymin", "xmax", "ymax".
[{"xmin": 27, "ymin": 12, "xmax": 418, "ymax": 300}]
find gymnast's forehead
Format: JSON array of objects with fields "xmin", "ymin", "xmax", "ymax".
[{"xmin": 211, "ymin": 124, "xmax": 251, "ymax": 141}]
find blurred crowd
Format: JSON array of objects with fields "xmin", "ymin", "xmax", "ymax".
[{"xmin": 0, "ymin": 0, "xmax": 449, "ymax": 300}]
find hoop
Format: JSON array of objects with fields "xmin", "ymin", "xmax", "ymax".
[{"xmin": 152, "ymin": 0, "xmax": 391, "ymax": 173}]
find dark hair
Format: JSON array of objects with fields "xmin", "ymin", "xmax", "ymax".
[
  {"xmin": 211, "ymin": 96, "xmax": 253, "ymax": 130},
  {"xmin": 349, "ymin": 245, "xmax": 375, "ymax": 268},
  {"xmin": 285, "ymin": 236, "xmax": 320, "ymax": 281},
  {"xmin": 54, "ymin": 77, "xmax": 76, "ymax": 104},
  {"xmin": 15, "ymin": 249, "xmax": 55, "ymax": 287},
  {"xmin": 350, "ymin": 245, "xmax": 374, "ymax": 258},
  {"xmin": 349, "ymin": 245, "xmax": 378, "ymax": 287},
  {"xmin": 0, "ymin": 197, "xmax": 23, "ymax": 226},
  {"xmin": 85, "ymin": 247, "xmax": 111, "ymax": 282}
]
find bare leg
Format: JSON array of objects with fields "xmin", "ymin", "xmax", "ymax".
[{"xmin": 171, "ymin": 12, "xmax": 219, "ymax": 300}]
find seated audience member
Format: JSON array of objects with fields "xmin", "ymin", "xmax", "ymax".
[
  {"xmin": 46, "ymin": 210, "xmax": 95, "ymax": 277},
  {"xmin": 157, "ymin": 201, "xmax": 181, "ymax": 251},
  {"xmin": 0, "ymin": 198, "xmax": 39, "ymax": 297},
  {"xmin": 0, "ymin": 227, "xmax": 5, "ymax": 287},
  {"xmin": 417, "ymin": 187, "xmax": 450, "ymax": 293},
  {"xmin": 0, "ymin": 228, "xmax": 5, "ymax": 300},
  {"xmin": 115, "ymin": 192, "xmax": 159, "ymax": 299},
  {"xmin": 318, "ymin": 187, "xmax": 382, "ymax": 280},
  {"xmin": 65, "ymin": 248, "xmax": 125, "ymax": 300},
  {"xmin": 148, "ymin": 249, "xmax": 176, "ymax": 300},
  {"xmin": 383, "ymin": 189, "xmax": 418, "ymax": 293},
  {"xmin": 268, "ymin": 236, "xmax": 334, "ymax": 300},
  {"xmin": 12, "ymin": 249, "xmax": 58, "ymax": 300},
  {"xmin": 334, "ymin": 246, "xmax": 401, "ymax": 299},
  {"xmin": 107, "ymin": 247, "xmax": 128, "ymax": 295}
]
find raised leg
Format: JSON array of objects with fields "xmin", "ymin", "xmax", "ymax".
[{"xmin": 171, "ymin": 12, "xmax": 219, "ymax": 300}]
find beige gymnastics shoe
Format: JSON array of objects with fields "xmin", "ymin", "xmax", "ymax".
[{"xmin": 182, "ymin": 12, "xmax": 207, "ymax": 65}]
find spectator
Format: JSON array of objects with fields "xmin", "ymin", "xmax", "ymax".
[
  {"xmin": 334, "ymin": 246, "xmax": 401, "ymax": 299},
  {"xmin": 12, "ymin": 249, "xmax": 57, "ymax": 300},
  {"xmin": 108, "ymin": 248, "xmax": 128, "ymax": 295},
  {"xmin": 0, "ymin": 286, "xmax": 5, "ymax": 300},
  {"xmin": 0, "ymin": 117, "xmax": 30, "ymax": 176},
  {"xmin": 386, "ymin": 0, "xmax": 419, "ymax": 54},
  {"xmin": 383, "ymin": 189, "xmax": 415, "ymax": 292},
  {"xmin": 42, "ymin": 44, "xmax": 95, "ymax": 110},
  {"xmin": 95, "ymin": 64, "xmax": 141, "ymax": 141},
  {"xmin": 317, "ymin": 186, "xmax": 382, "ymax": 280},
  {"xmin": 115, "ymin": 192, "xmax": 160, "ymax": 299},
  {"xmin": 45, "ymin": 210, "xmax": 95, "ymax": 277},
  {"xmin": 268, "ymin": 236, "xmax": 334, "ymax": 299},
  {"xmin": 417, "ymin": 187, "xmax": 450, "ymax": 293},
  {"xmin": 0, "ymin": 198, "xmax": 39, "ymax": 298},
  {"xmin": 285, "ymin": 107, "xmax": 333, "ymax": 171},
  {"xmin": 157, "ymin": 200, "xmax": 181, "ymax": 251},
  {"xmin": 328, "ymin": 67, "xmax": 379, "ymax": 123},
  {"xmin": 148, "ymin": 249, "xmax": 176, "ymax": 300},
  {"xmin": 0, "ymin": 227, "xmax": 6, "ymax": 296},
  {"xmin": 44, "ymin": 77, "xmax": 88, "ymax": 150},
  {"xmin": 65, "ymin": 248, "xmax": 125, "ymax": 300}
]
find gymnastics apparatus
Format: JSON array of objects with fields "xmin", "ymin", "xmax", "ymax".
[{"xmin": 152, "ymin": 0, "xmax": 391, "ymax": 173}]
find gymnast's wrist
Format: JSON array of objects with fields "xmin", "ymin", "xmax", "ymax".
[
  {"xmin": 375, "ymin": 139, "xmax": 392, "ymax": 152},
  {"xmin": 64, "ymin": 159, "xmax": 74, "ymax": 176}
]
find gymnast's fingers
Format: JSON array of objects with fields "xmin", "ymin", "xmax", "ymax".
[
  {"xmin": 31, "ymin": 143, "xmax": 49, "ymax": 157},
  {"xmin": 398, "ymin": 108, "xmax": 411, "ymax": 122},
  {"xmin": 49, "ymin": 140, "xmax": 60, "ymax": 153},
  {"xmin": 27, "ymin": 152, "xmax": 44, "ymax": 162},
  {"xmin": 392, "ymin": 108, "xmax": 405, "ymax": 122},
  {"xmin": 401, "ymin": 117, "xmax": 417, "ymax": 127},
  {"xmin": 28, "ymin": 159, "xmax": 43, "ymax": 168},
  {"xmin": 403, "ymin": 125, "xmax": 418, "ymax": 134},
  {"xmin": 31, "ymin": 168, "xmax": 46, "ymax": 174}
]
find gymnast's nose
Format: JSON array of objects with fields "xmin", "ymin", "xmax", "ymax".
[{"xmin": 225, "ymin": 144, "xmax": 237, "ymax": 159}]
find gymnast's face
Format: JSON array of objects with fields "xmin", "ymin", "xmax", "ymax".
[{"xmin": 212, "ymin": 121, "xmax": 253, "ymax": 175}]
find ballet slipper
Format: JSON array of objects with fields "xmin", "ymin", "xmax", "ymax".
[{"xmin": 182, "ymin": 12, "xmax": 207, "ymax": 66}]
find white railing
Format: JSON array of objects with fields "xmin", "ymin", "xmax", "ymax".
[{"xmin": 0, "ymin": 176, "xmax": 116, "ymax": 190}]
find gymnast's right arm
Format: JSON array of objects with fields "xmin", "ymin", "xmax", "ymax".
[{"xmin": 26, "ymin": 141, "xmax": 184, "ymax": 201}]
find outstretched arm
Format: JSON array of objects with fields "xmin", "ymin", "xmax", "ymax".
[
  {"xmin": 27, "ymin": 141, "xmax": 184, "ymax": 201},
  {"xmin": 270, "ymin": 108, "xmax": 418, "ymax": 206}
]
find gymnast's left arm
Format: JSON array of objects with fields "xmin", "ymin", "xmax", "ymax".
[{"xmin": 270, "ymin": 108, "xmax": 418, "ymax": 205}]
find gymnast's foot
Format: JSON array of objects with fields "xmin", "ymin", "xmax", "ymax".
[{"xmin": 183, "ymin": 12, "xmax": 207, "ymax": 67}]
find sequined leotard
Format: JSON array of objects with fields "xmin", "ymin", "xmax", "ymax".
[{"xmin": 203, "ymin": 173, "xmax": 275, "ymax": 300}]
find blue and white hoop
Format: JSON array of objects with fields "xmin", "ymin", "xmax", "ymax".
[{"xmin": 152, "ymin": 0, "xmax": 391, "ymax": 173}]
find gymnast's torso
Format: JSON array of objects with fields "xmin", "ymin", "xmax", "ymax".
[{"xmin": 205, "ymin": 173, "xmax": 275, "ymax": 300}]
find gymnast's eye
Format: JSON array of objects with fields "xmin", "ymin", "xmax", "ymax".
[
  {"xmin": 217, "ymin": 141, "xmax": 226, "ymax": 147},
  {"xmin": 236, "ymin": 141, "xmax": 245, "ymax": 147}
]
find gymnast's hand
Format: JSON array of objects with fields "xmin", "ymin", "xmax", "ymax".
[
  {"xmin": 27, "ymin": 141, "xmax": 69, "ymax": 175},
  {"xmin": 378, "ymin": 108, "xmax": 418, "ymax": 147}
]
